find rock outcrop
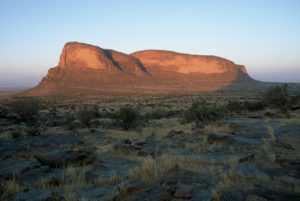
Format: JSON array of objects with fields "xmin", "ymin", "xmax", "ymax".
[
  {"xmin": 24, "ymin": 41, "xmax": 255, "ymax": 96},
  {"xmin": 58, "ymin": 42, "xmax": 147, "ymax": 76},
  {"xmin": 131, "ymin": 50, "xmax": 246, "ymax": 74}
]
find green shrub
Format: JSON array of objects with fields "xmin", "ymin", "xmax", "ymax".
[
  {"xmin": 243, "ymin": 101, "xmax": 266, "ymax": 111},
  {"xmin": 10, "ymin": 97, "xmax": 41, "ymax": 120},
  {"xmin": 226, "ymin": 100, "xmax": 245, "ymax": 113},
  {"xmin": 77, "ymin": 105, "xmax": 99, "ymax": 126},
  {"xmin": 10, "ymin": 130, "xmax": 23, "ymax": 139},
  {"xmin": 226, "ymin": 99, "xmax": 266, "ymax": 113},
  {"xmin": 183, "ymin": 100, "xmax": 224, "ymax": 123},
  {"xmin": 262, "ymin": 84, "xmax": 289, "ymax": 108},
  {"xmin": 0, "ymin": 104, "xmax": 9, "ymax": 118},
  {"xmin": 98, "ymin": 108, "xmax": 115, "ymax": 118},
  {"xmin": 116, "ymin": 106, "xmax": 140, "ymax": 130},
  {"xmin": 26, "ymin": 126, "xmax": 41, "ymax": 137},
  {"xmin": 144, "ymin": 107, "xmax": 169, "ymax": 120},
  {"xmin": 290, "ymin": 94, "xmax": 300, "ymax": 109}
]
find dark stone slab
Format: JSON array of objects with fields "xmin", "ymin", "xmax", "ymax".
[
  {"xmin": 86, "ymin": 157, "xmax": 139, "ymax": 183},
  {"xmin": 0, "ymin": 158, "xmax": 40, "ymax": 180},
  {"xmin": 35, "ymin": 147, "xmax": 95, "ymax": 168}
]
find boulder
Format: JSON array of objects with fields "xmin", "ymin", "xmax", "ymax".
[
  {"xmin": 74, "ymin": 180, "xmax": 142, "ymax": 201},
  {"xmin": 35, "ymin": 147, "xmax": 95, "ymax": 167},
  {"xmin": 8, "ymin": 189, "xmax": 63, "ymax": 201},
  {"xmin": 206, "ymin": 132, "xmax": 232, "ymax": 144},
  {"xmin": 86, "ymin": 157, "xmax": 139, "ymax": 183},
  {"xmin": 0, "ymin": 158, "xmax": 40, "ymax": 180},
  {"xmin": 220, "ymin": 188, "xmax": 245, "ymax": 201},
  {"xmin": 131, "ymin": 170, "xmax": 221, "ymax": 201},
  {"xmin": 248, "ymin": 186, "xmax": 300, "ymax": 201},
  {"xmin": 19, "ymin": 166, "xmax": 64, "ymax": 186}
]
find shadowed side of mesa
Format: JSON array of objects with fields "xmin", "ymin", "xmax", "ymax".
[{"xmin": 23, "ymin": 42, "xmax": 256, "ymax": 96}]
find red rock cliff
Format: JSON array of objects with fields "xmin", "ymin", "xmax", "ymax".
[{"xmin": 24, "ymin": 41, "xmax": 254, "ymax": 96}]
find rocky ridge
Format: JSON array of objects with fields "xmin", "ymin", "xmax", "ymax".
[{"xmin": 25, "ymin": 42, "xmax": 254, "ymax": 96}]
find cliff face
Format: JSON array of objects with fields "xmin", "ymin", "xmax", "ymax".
[
  {"xmin": 58, "ymin": 42, "xmax": 147, "ymax": 76},
  {"xmin": 25, "ymin": 42, "xmax": 254, "ymax": 96},
  {"xmin": 131, "ymin": 50, "xmax": 245, "ymax": 74}
]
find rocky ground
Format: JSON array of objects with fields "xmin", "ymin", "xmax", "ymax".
[{"xmin": 0, "ymin": 94, "xmax": 299, "ymax": 201}]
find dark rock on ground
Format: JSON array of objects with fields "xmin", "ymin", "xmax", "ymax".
[
  {"xmin": 161, "ymin": 130, "xmax": 189, "ymax": 147},
  {"xmin": 8, "ymin": 189, "xmax": 63, "ymax": 201},
  {"xmin": 220, "ymin": 188, "xmax": 245, "ymax": 201},
  {"xmin": 206, "ymin": 132, "xmax": 232, "ymax": 144},
  {"xmin": 75, "ymin": 185, "xmax": 116, "ymax": 201},
  {"xmin": 275, "ymin": 155, "xmax": 300, "ymax": 166},
  {"xmin": 114, "ymin": 138, "xmax": 162, "ymax": 157},
  {"xmin": 28, "ymin": 134, "xmax": 84, "ymax": 148},
  {"xmin": 116, "ymin": 179, "xmax": 143, "ymax": 194},
  {"xmin": 234, "ymin": 163, "xmax": 266, "ymax": 179},
  {"xmin": 0, "ymin": 158, "xmax": 40, "ymax": 180},
  {"xmin": 74, "ymin": 180, "xmax": 142, "ymax": 201},
  {"xmin": 35, "ymin": 147, "xmax": 96, "ymax": 168},
  {"xmin": 275, "ymin": 125, "xmax": 300, "ymax": 137},
  {"xmin": 226, "ymin": 118, "xmax": 278, "ymax": 138},
  {"xmin": 273, "ymin": 141, "xmax": 295, "ymax": 150},
  {"xmin": 248, "ymin": 186, "xmax": 300, "ymax": 201},
  {"xmin": 179, "ymin": 152, "xmax": 255, "ymax": 165},
  {"xmin": 0, "ymin": 141, "xmax": 25, "ymax": 160},
  {"xmin": 19, "ymin": 166, "xmax": 65, "ymax": 186},
  {"xmin": 113, "ymin": 142, "xmax": 141, "ymax": 153},
  {"xmin": 131, "ymin": 170, "xmax": 221, "ymax": 201},
  {"xmin": 86, "ymin": 157, "xmax": 139, "ymax": 183},
  {"xmin": 263, "ymin": 166, "xmax": 300, "ymax": 180},
  {"xmin": 0, "ymin": 185, "xmax": 3, "ymax": 198}
]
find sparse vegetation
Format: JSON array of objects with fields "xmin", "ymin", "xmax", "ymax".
[
  {"xmin": 77, "ymin": 105, "xmax": 99, "ymax": 126},
  {"xmin": 9, "ymin": 97, "xmax": 41, "ymax": 120},
  {"xmin": 262, "ymin": 84, "xmax": 290, "ymax": 109},
  {"xmin": 1, "ymin": 86, "xmax": 300, "ymax": 201},
  {"xmin": 26, "ymin": 126, "xmax": 41, "ymax": 137},
  {"xmin": 226, "ymin": 100, "xmax": 265, "ymax": 113},
  {"xmin": 144, "ymin": 106, "xmax": 169, "ymax": 120},
  {"xmin": 116, "ymin": 106, "xmax": 141, "ymax": 130},
  {"xmin": 183, "ymin": 100, "xmax": 224, "ymax": 123}
]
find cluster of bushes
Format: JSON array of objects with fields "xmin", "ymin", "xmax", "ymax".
[
  {"xmin": 70, "ymin": 104, "xmax": 141, "ymax": 130},
  {"xmin": 226, "ymin": 84, "xmax": 299, "ymax": 113},
  {"xmin": 183, "ymin": 84, "xmax": 299, "ymax": 124},
  {"xmin": 262, "ymin": 84, "xmax": 289, "ymax": 108},
  {"xmin": 116, "ymin": 106, "xmax": 141, "ymax": 130},
  {"xmin": 9, "ymin": 97, "xmax": 41, "ymax": 120},
  {"xmin": 262, "ymin": 84, "xmax": 300, "ymax": 111},
  {"xmin": 183, "ymin": 100, "xmax": 225, "ymax": 123},
  {"xmin": 144, "ymin": 107, "xmax": 170, "ymax": 120},
  {"xmin": 225, "ymin": 100, "xmax": 266, "ymax": 113},
  {"xmin": 6, "ymin": 84, "xmax": 297, "ymax": 133},
  {"xmin": 73, "ymin": 103, "xmax": 174, "ymax": 130},
  {"xmin": 77, "ymin": 105, "xmax": 99, "ymax": 126}
]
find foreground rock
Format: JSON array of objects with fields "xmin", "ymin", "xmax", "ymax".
[
  {"xmin": 131, "ymin": 170, "xmax": 221, "ymax": 201},
  {"xmin": 8, "ymin": 189, "xmax": 63, "ymax": 201},
  {"xmin": 86, "ymin": 157, "xmax": 139, "ymax": 183},
  {"xmin": 113, "ymin": 139, "xmax": 162, "ymax": 157},
  {"xmin": 73, "ymin": 180, "xmax": 142, "ymax": 201},
  {"xmin": 0, "ymin": 158, "xmax": 40, "ymax": 180},
  {"xmin": 35, "ymin": 147, "xmax": 96, "ymax": 167}
]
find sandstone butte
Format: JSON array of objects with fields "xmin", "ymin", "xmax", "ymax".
[{"xmin": 24, "ymin": 42, "xmax": 255, "ymax": 96}]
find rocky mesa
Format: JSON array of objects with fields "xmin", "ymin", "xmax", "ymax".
[{"xmin": 24, "ymin": 42, "xmax": 254, "ymax": 96}]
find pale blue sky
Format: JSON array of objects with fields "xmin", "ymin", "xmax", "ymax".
[{"xmin": 0, "ymin": 0, "xmax": 299, "ymax": 87}]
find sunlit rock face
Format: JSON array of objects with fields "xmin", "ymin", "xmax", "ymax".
[
  {"xmin": 58, "ymin": 42, "xmax": 146, "ymax": 75},
  {"xmin": 131, "ymin": 50, "xmax": 244, "ymax": 74},
  {"xmin": 24, "ymin": 41, "xmax": 254, "ymax": 96},
  {"xmin": 59, "ymin": 42, "xmax": 112, "ymax": 70}
]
